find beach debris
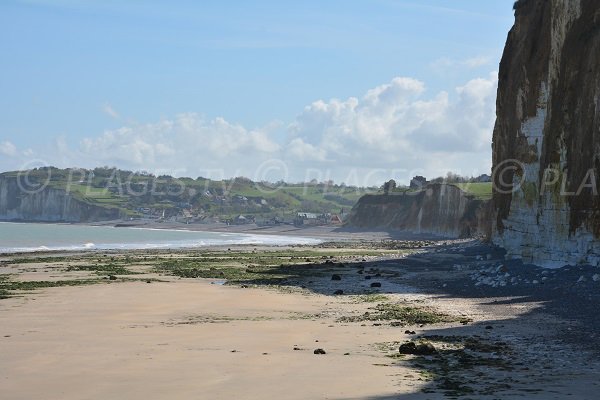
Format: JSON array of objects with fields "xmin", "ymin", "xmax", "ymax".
[
  {"xmin": 333, "ymin": 289, "xmax": 344, "ymax": 295},
  {"xmin": 404, "ymin": 330, "xmax": 416, "ymax": 335}
]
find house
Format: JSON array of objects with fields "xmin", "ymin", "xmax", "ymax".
[
  {"xmin": 232, "ymin": 214, "xmax": 254, "ymax": 225},
  {"xmin": 295, "ymin": 212, "xmax": 330, "ymax": 226},
  {"xmin": 473, "ymin": 174, "xmax": 492, "ymax": 183},
  {"xmin": 330, "ymin": 214, "xmax": 343, "ymax": 225}
]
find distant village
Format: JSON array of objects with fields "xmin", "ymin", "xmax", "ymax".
[{"xmin": 129, "ymin": 189, "xmax": 349, "ymax": 228}]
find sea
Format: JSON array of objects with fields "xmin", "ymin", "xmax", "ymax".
[{"xmin": 0, "ymin": 222, "xmax": 321, "ymax": 253}]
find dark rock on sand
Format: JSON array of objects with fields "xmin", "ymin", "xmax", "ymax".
[{"xmin": 399, "ymin": 341, "xmax": 437, "ymax": 355}]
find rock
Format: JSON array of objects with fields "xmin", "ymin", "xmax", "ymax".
[
  {"xmin": 293, "ymin": 347, "xmax": 301, "ymax": 351},
  {"xmin": 365, "ymin": 276, "xmax": 372, "ymax": 280},
  {"xmin": 398, "ymin": 342, "xmax": 437, "ymax": 355},
  {"xmin": 333, "ymin": 290, "xmax": 344, "ymax": 295},
  {"xmin": 370, "ymin": 282, "xmax": 382, "ymax": 288},
  {"xmin": 313, "ymin": 348, "xmax": 326, "ymax": 355},
  {"xmin": 357, "ymin": 270, "xmax": 364, "ymax": 274},
  {"xmin": 491, "ymin": 0, "xmax": 600, "ymax": 266},
  {"xmin": 331, "ymin": 274, "xmax": 342, "ymax": 281},
  {"xmin": 404, "ymin": 330, "xmax": 416, "ymax": 335},
  {"xmin": 108, "ymin": 275, "xmax": 117, "ymax": 280},
  {"xmin": 485, "ymin": 325, "xmax": 493, "ymax": 330}
]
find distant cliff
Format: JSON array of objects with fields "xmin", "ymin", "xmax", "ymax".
[
  {"xmin": 492, "ymin": 0, "xmax": 600, "ymax": 267},
  {"xmin": 0, "ymin": 176, "xmax": 121, "ymax": 222},
  {"xmin": 346, "ymin": 184, "xmax": 491, "ymax": 239}
]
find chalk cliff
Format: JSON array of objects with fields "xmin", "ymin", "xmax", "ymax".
[
  {"xmin": 346, "ymin": 184, "xmax": 490, "ymax": 239},
  {"xmin": 492, "ymin": 0, "xmax": 600, "ymax": 267},
  {"xmin": 0, "ymin": 176, "xmax": 121, "ymax": 222}
]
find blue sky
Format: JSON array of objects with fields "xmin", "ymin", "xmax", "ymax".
[{"xmin": 0, "ymin": 0, "xmax": 515, "ymax": 184}]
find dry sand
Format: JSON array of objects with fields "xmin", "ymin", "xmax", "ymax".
[{"xmin": 1, "ymin": 280, "xmax": 423, "ymax": 400}]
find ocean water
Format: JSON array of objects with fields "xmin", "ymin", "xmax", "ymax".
[{"xmin": 0, "ymin": 222, "xmax": 321, "ymax": 253}]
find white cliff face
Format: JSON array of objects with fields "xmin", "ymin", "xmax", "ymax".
[
  {"xmin": 0, "ymin": 177, "xmax": 120, "ymax": 222},
  {"xmin": 347, "ymin": 184, "xmax": 488, "ymax": 239},
  {"xmin": 492, "ymin": 0, "xmax": 600, "ymax": 268}
]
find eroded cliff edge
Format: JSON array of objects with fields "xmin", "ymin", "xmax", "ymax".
[
  {"xmin": 492, "ymin": 0, "xmax": 600, "ymax": 267},
  {"xmin": 346, "ymin": 184, "xmax": 491, "ymax": 239},
  {"xmin": 0, "ymin": 176, "xmax": 121, "ymax": 222}
]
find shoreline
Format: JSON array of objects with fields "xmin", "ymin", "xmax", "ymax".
[{"xmin": 0, "ymin": 220, "xmax": 453, "ymax": 256}]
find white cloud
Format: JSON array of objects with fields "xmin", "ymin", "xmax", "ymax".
[
  {"xmin": 18, "ymin": 73, "xmax": 497, "ymax": 186},
  {"xmin": 102, "ymin": 103, "xmax": 120, "ymax": 119},
  {"xmin": 285, "ymin": 73, "xmax": 497, "ymax": 183},
  {"xmin": 0, "ymin": 141, "xmax": 17, "ymax": 156},
  {"xmin": 57, "ymin": 113, "xmax": 282, "ymax": 179},
  {"xmin": 430, "ymin": 56, "xmax": 492, "ymax": 72},
  {"xmin": 464, "ymin": 56, "xmax": 491, "ymax": 68}
]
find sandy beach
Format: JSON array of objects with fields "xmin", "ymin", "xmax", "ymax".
[{"xmin": 1, "ymin": 239, "xmax": 599, "ymax": 399}]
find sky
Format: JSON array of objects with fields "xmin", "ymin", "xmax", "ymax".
[{"xmin": 0, "ymin": 0, "xmax": 516, "ymax": 185}]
